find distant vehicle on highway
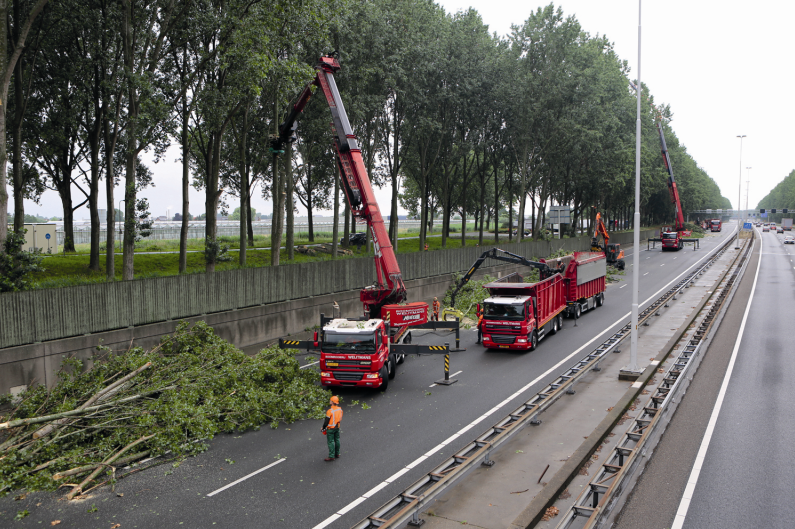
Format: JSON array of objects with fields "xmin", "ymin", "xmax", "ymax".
[
  {"xmin": 763, "ymin": 226, "xmax": 770, "ymax": 232},
  {"xmin": 784, "ymin": 236, "xmax": 794, "ymax": 244},
  {"xmin": 777, "ymin": 227, "xmax": 784, "ymax": 234}
]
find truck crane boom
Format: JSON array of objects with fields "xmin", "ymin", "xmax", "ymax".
[
  {"xmin": 271, "ymin": 54, "xmax": 406, "ymax": 318},
  {"xmin": 655, "ymin": 116, "xmax": 687, "ymax": 234}
]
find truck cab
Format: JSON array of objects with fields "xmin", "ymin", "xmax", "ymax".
[
  {"xmin": 661, "ymin": 231, "xmax": 682, "ymax": 250},
  {"xmin": 319, "ymin": 319, "xmax": 396, "ymax": 390},
  {"xmin": 480, "ymin": 274, "xmax": 566, "ymax": 351}
]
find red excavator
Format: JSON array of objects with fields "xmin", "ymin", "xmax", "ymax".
[{"xmin": 591, "ymin": 212, "xmax": 625, "ymax": 270}]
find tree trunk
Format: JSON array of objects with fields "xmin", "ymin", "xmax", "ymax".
[
  {"xmin": 246, "ymin": 190, "xmax": 254, "ymax": 247},
  {"xmin": 87, "ymin": 146, "xmax": 100, "ymax": 271},
  {"xmin": 307, "ymin": 192, "xmax": 314, "ymax": 243},
  {"xmin": 60, "ymin": 188, "xmax": 75, "ymax": 253},
  {"xmin": 343, "ymin": 204, "xmax": 350, "ymax": 249},
  {"xmin": 205, "ymin": 132, "xmax": 222, "ymax": 273},
  {"xmin": 179, "ymin": 94, "xmax": 189, "ymax": 273},
  {"xmin": 285, "ymin": 142, "xmax": 294, "ymax": 260},
  {"xmin": 460, "ymin": 210, "xmax": 466, "ymax": 247},
  {"xmin": 269, "ymin": 150, "xmax": 280, "ymax": 266},
  {"xmin": 332, "ymin": 174, "xmax": 339, "ymax": 258},
  {"xmin": 121, "ymin": 0, "xmax": 136, "ymax": 280},
  {"xmin": 103, "ymin": 116, "xmax": 116, "ymax": 280},
  {"xmin": 238, "ymin": 104, "xmax": 249, "ymax": 267}
]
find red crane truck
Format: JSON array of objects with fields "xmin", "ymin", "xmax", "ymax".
[
  {"xmin": 275, "ymin": 54, "xmax": 453, "ymax": 391},
  {"xmin": 480, "ymin": 273, "xmax": 567, "ymax": 351},
  {"xmin": 654, "ymin": 114, "xmax": 700, "ymax": 250}
]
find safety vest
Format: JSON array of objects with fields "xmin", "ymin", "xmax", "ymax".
[
  {"xmin": 327, "ymin": 405, "xmax": 343, "ymax": 428},
  {"xmin": 433, "ymin": 301, "xmax": 440, "ymax": 313}
]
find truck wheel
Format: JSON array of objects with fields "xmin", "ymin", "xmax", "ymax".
[
  {"xmin": 529, "ymin": 330, "xmax": 539, "ymax": 351},
  {"xmin": 596, "ymin": 293, "xmax": 604, "ymax": 307},
  {"xmin": 378, "ymin": 366, "xmax": 389, "ymax": 391},
  {"xmin": 388, "ymin": 354, "xmax": 397, "ymax": 379},
  {"xmin": 574, "ymin": 304, "xmax": 582, "ymax": 319},
  {"xmin": 549, "ymin": 316, "xmax": 559, "ymax": 335},
  {"xmin": 617, "ymin": 260, "xmax": 625, "ymax": 270}
]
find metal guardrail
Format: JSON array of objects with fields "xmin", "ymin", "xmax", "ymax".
[
  {"xmin": 555, "ymin": 233, "xmax": 753, "ymax": 529},
  {"xmin": 352, "ymin": 232, "xmax": 738, "ymax": 529}
]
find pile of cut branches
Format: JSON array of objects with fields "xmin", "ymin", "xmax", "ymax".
[{"xmin": 0, "ymin": 322, "xmax": 328, "ymax": 498}]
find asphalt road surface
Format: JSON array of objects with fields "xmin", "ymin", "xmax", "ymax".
[
  {"xmin": 676, "ymin": 228, "xmax": 795, "ymax": 528},
  {"xmin": 0, "ymin": 227, "xmax": 736, "ymax": 529}
]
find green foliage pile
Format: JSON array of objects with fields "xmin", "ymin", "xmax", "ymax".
[
  {"xmin": 0, "ymin": 322, "xmax": 328, "ymax": 497},
  {"xmin": 0, "ymin": 231, "xmax": 45, "ymax": 292}
]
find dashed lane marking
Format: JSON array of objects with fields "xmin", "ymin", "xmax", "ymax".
[
  {"xmin": 429, "ymin": 370, "xmax": 463, "ymax": 387},
  {"xmin": 207, "ymin": 458, "xmax": 286, "ymax": 497}
]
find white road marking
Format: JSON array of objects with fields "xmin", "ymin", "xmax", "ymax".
[
  {"xmin": 207, "ymin": 458, "xmax": 286, "ymax": 497},
  {"xmin": 300, "ymin": 361, "xmax": 319, "ymax": 370},
  {"xmin": 660, "ymin": 264, "xmax": 665, "ymax": 267},
  {"xmin": 620, "ymin": 284, "xmax": 627, "ymax": 288},
  {"xmin": 673, "ymin": 257, "xmax": 677, "ymax": 259},
  {"xmin": 671, "ymin": 236, "xmax": 762, "ymax": 529},
  {"xmin": 312, "ymin": 238, "xmax": 731, "ymax": 529},
  {"xmin": 429, "ymin": 370, "xmax": 462, "ymax": 387},
  {"xmin": 643, "ymin": 272, "xmax": 649, "ymax": 276}
]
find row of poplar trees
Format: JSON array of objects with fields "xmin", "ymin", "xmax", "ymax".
[{"xmin": 0, "ymin": 0, "xmax": 731, "ymax": 280}]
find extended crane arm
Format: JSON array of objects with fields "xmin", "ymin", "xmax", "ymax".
[
  {"xmin": 274, "ymin": 55, "xmax": 405, "ymax": 317},
  {"xmin": 655, "ymin": 119, "xmax": 686, "ymax": 233},
  {"xmin": 448, "ymin": 248, "xmax": 559, "ymax": 308}
]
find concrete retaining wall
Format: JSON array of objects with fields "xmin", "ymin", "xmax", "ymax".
[{"xmin": 0, "ymin": 229, "xmax": 656, "ymax": 395}]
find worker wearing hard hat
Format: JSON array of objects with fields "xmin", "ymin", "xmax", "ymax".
[
  {"xmin": 432, "ymin": 297, "xmax": 440, "ymax": 321},
  {"xmin": 322, "ymin": 396, "xmax": 343, "ymax": 461}
]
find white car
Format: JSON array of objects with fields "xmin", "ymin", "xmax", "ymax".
[{"xmin": 785, "ymin": 236, "xmax": 794, "ymax": 244}]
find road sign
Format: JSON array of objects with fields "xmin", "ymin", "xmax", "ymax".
[
  {"xmin": 45, "ymin": 233, "xmax": 51, "ymax": 240},
  {"xmin": 762, "ymin": 212, "xmax": 768, "ymax": 218},
  {"xmin": 744, "ymin": 223, "xmax": 753, "ymax": 230},
  {"xmin": 547, "ymin": 206, "xmax": 571, "ymax": 224}
]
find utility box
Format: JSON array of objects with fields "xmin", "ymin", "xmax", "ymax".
[{"xmin": 20, "ymin": 223, "xmax": 58, "ymax": 254}]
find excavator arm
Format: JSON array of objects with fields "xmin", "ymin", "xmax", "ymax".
[
  {"xmin": 273, "ymin": 55, "xmax": 406, "ymax": 317},
  {"xmin": 591, "ymin": 212, "xmax": 610, "ymax": 249},
  {"xmin": 446, "ymin": 248, "xmax": 558, "ymax": 310}
]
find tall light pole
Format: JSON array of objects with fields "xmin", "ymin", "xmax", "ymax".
[
  {"xmin": 735, "ymin": 135, "xmax": 745, "ymax": 248},
  {"xmin": 745, "ymin": 167, "xmax": 751, "ymax": 225},
  {"xmin": 623, "ymin": 0, "xmax": 643, "ymax": 378}
]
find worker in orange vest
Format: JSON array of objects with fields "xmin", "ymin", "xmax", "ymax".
[
  {"xmin": 476, "ymin": 305, "xmax": 484, "ymax": 344},
  {"xmin": 424, "ymin": 243, "xmax": 429, "ymax": 251},
  {"xmin": 322, "ymin": 396, "xmax": 343, "ymax": 461},
  {"xmin": 432, "ymin": 297, "xmax": 440, "ymax": 321}
]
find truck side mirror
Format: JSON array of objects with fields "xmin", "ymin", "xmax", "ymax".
[{"xmin": 313, "ymin": 331, "xmax": 319, "ymax": 348}]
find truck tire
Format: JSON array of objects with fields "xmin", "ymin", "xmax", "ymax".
[
  {"xmin": 388, "ymin": 354, "xmax": 397, "ymax": 379},
  {"xmin": 529, "ymin": 330, "xmax": 539, "ymax": 351},
  {"xmin": 378, "ymin": 366, "xmax": 389, "ymax": 391},
  {"xmin": 397, "ymin": 333, "xmax": 411, "ymax": 364},
  {"xmin": 574, "ymin": 303, "xmax": 582, "ymax": 319},
  {"xmin": 549, "ymin": 315, "xmax": 560, "ymax": 335},
  {"xmin": 596, "ymin": 292, "xmax": 604, "ymax": 307},
  {"xmin": 617, "ymin": 259, "xmax": 625, "ymax": 270}
]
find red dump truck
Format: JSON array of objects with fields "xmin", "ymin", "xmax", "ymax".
[
  {"xmin": 710, "ymin": 219, "xmax": 722, "ymax": 232},
  {"xmin": 543, "ymin": 251, "xmax": 607, "ymax": 318},
  {"xmin": 480, "ymin": 273, "xmax": 567, "ymax": 351}
]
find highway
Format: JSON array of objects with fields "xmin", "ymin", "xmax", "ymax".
[
  {"xmin": 613, "ymin": 226, "xmax": 794, "ymax": 529},
  {"xmin": 1, "ymin": 227, "xmax": 736, "ymax": 528}
]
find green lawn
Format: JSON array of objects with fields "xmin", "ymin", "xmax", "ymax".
[{"xmin": 33, "ymin": 230, "xmax": 487, "ymax": 289}]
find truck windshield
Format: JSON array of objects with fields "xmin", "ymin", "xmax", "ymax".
[
  {"xmin": 710, "ymin": 221, "xmax": 720, "ymax": 226},
  {"xmin": 484, "ymin": 303, "xmax": 525, "ymax": 321},
  {"xmin": 322, "ymin": 333, "xmax": 376, "ymax": 352},
  {"xmin": 662, "ymin": 233, "xmax": 677, "ymax": 239}
]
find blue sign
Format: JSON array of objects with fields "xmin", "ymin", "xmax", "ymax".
[
  {"xmin": 45, "ymin": 233, "xmax": 51, "ymax": 240},
  {"xmin": 744, "ymin": 223, "xmax": 753, "ymax": 230},
  {"xmin": 761, "ymin": 212, "xmax": 768, "ymax": 218}
]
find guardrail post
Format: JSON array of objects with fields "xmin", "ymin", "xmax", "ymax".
[
  {"xmin": 408, "ymin": 511, "xmax": 425, "ymax": 527},
  {"xmin": 435, "ymin": 344, "xmax": 457, "ymax": 386}
]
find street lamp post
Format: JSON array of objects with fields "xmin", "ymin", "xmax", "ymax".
[
  {"xmin": 735, "ymin": 135, "xmax": 746, "ymax": 248},
  {"xmin": 745, "ymin": 167, "xmax": 751, "ymax": 225},
  {"xmin": 622, "ymin": 0, "xmax": 643, "ymax": 378}
]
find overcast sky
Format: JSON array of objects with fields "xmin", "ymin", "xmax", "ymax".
[{"xmin": 13, "ymin": 0, "xmax": 795, "ymax": 220}]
